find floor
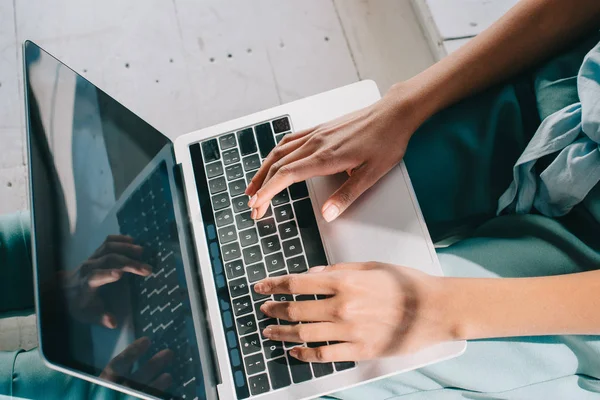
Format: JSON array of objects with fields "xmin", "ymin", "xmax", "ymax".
[{"xmin": 0, "ymin": 1, "xmax": 434, "ymax": 351}]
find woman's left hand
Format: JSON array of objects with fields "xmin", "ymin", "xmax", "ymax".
[{"xmin": 254, "ymin": 262, "xmax": 457, "ymax": 362}]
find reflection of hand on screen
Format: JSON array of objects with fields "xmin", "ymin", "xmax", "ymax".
[
  {"xmin": 99, "ymin": 336, "xmax": 173, "ymax": 392},
  {"xmin": 61, "ymin": 235, "xmax": 152, "ymax": 328}
]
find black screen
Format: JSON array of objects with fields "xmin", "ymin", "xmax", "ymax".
[{"xmin": 24, "ymin": 41, "xmax": 209, "ymax": 400}]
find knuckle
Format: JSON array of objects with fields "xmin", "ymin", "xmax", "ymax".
[
  {"xmin": 332, "ymin": 301, "xmax": 352, "ymax": 321},
  {"xmin": 276, "ymin": 164, "xmax": 294, "ymax": 178},
  {"xmin": 284, "ymin": 303, "xmax": 299, "ymax": 322},
  {"xmin": 296, "ymin": 326, "xmax": 311, "ymax": 342},
  {"xmin": 284, "ymin": 275, "xmax": 300, "ymax": 292},
  {"xmin": 313, "ymin": 346, "xmax": 329, "ymax": 362},
  {"xmin": 336, "ymin": 190, "xmax": 354, "ymax": 206}
]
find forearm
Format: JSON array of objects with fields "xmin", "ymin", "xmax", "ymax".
[
  {"xmin": 388, "ymin": 0, "xmax": 600, "ymax": 126},
  {"xmin": 443, "ymin": 270, "xmax": 600, "ymax": 340}
]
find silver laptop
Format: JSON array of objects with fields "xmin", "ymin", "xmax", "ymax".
[{"xmin": 23, "ymin": 41, "xmax": 465, "ymax": 400}]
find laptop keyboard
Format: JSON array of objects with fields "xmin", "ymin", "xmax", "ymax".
[{"xmin": 189, "ymin": 116, "xmax": 355, "ymax": 398}]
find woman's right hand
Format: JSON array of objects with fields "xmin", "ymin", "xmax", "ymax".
[{"xmin": 246, "ymin": 84, "xmax": 424, "ymax": 222}]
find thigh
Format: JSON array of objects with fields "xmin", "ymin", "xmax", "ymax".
[{"xmin": 403, "ymin": 79, "xmax": 538, "ymax": 241}]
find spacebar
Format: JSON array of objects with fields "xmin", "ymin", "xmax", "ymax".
[{"xmin": 292, "ymin": 198, "xmax": 328, "ymax": 267}]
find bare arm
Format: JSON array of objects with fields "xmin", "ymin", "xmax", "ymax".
[
  {"xmin": 397, "ymin": 0, "xmax": 600, "ymax": 126},
  {"xmin": 446, "ymin": 270, "xmax": 600, "ymax": 340}
]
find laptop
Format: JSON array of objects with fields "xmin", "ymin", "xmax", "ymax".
[{"xmin": 23, "ymin": 40, "xmax": 465, "ymax": 400}]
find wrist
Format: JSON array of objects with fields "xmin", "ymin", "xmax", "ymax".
[{"xmin": 383, "ymin": 80, "xmax": 438, "ymax": 131}]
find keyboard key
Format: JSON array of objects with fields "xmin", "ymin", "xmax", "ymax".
[
  {"xmin": 233, "ymin": 296, "xmax": 252, "ymax": 316},
  {"xmin": 251, "ymin": 284, "xmax": 270, "ymax": 302},
  {"xmin": 287, "ymin": 255, "xmax": 308, "ymax": 273},
  {"xmin": 206, "ymin": 161, "xmax": 223, "ymax": 178},
  {"xmin": 243, "ymin": 245, "xmax": 262, "ymax": 265},
  {"xmin": 335, "ymin": 362, "xmax": 356, "ymax": 371},
  {"xmin": 243, "ymin": 154, "xmax": 261, "ymax": 172},
  {"xmin": 247, "ymin": 263, "xmax": 267, "ymax": 283},
  {"xmin": 265, "ymin": 252, "xmax": 285, "ymax": 272},
  {"xmin": 226, "ymin": 330, "xmax": 237, "ymax": 349},
  {"xmin": 264, "ymin": 340, "xmax": 284, "ymax": 359},
  {"xmin": 259, "ymin": 318, "xmax": 277, "ymax": 332},
  {"xmin": 219, "ymin": 133, "xmax": 237, "ymax": 150},
  {"xmin": 237, "ymin": 128, "xmax": 257, "ymax": 156},
  {"xmin": 282, "ymin": 238, "xmax": 302, "ymax": 258},
  {"xmin": 246, "ymin": 171, "xmax": 257, "ymax": 184},
  {"xmin": 226, "ymin": 164, "xmax": 244, "ymax": 181},
  {"xmin": 290, "ymin": 181, "xmax": 309, "ymax": 199},
  {"xmin": 293, "ymin": 198, "xmax": 328, "ymax": 267},
  {"xmin": 222, "ymin": 148, "xmax": 240, "ymax": 165},
  {"xmin": 289, "ymin": 355, "xmax": 313, "ymax": 383},
  {"xmin": 201, "ymin": 139, "xmax": 220, "ymax": 162},
  {"xmin": 229, "ymin": 277, "xmax": 249, "ymax": 298},
  {"xmin": 235, "ymin": 212, "xmax": 254, "ymax": 231},
  {"xmin": 222, "ymin": 242, "xmax": 241, "ymax": 261},
  {"xmin": 255, "ymin": 122, "xmax": 276, "ymax": 158},
  {"xmin": 296, "ymin": 295, "xmax": 315, "ymax": 301},
  {"xmin": 230, "ymin": 348, "xmax": 242, "ymax": 367},
  {"xmin": 239, "ymin": 228, "xmax": 258, "ymax": 247},
  {"xmin": 240, "ymin": 333, "xmax": 261, "ymax": 355},
  {"xmin": 215, "ymin": 208, "xmax": 233, "ymax": 227},
  {"xmin": 212, "ymin": 192, "xmax": 230, "ymax": 211},
  {"xmin": 278, "ymin": 220, "xmax": 298, "ymax": 240},
  {"xmin": 224, "ymin": 310, "xmax": 234, "ymax": 328},
  {"xmin": 255, "ymin": 300, "xmax": 267, "ymax": 320},
  {"xmin": 218, "ymin": 225, "xmax": 237, "ymax": 244},
  {"xmin": 248, "ymin": 373, "xmax": 270, "ymax": 396},
  {"xmin": 274, "ymin": 204, "xmax": 293, "ymax": 222},
  {"xmin": 232, "ymin": 195, "xmax": 250, "ymax": 213},
  {"xmin": 272, "ymin": 190, "xmax": 289, "ymax": 206},
  {"xmin": 209, "ymin": 177, "xmax": 227, "ymax": 194},
  {"xmin": 244, "ymin": 353, "xmax": 266, "ymax": 375},
  {"xmin": 312, "ymin": 362, "xmax": 334, "ymax": 378},
  {"xmin": 237, "ymin": 314, "xmax": 257, "ymax": 335},
  {"xmin": 274, "ymin": 294, "xmax": 293, "ymax": 303},
  {"xmin": 267, "ymin": 357, "xmax": 292, "ymax": 389},
  {"xmin": 257, "ymin": 218, "xmax": 277, "ymax": 237},
  {"xmin": 260, "ymin": 235, "xmax": 281, "ymax": 255},
  {"xmin": 275, "ymin": 133, "xmax": 286, "ymax": 144},
  {"xmin": 229, "ymin": 179, "xmax": 247, "ymax": 197},
  {"xmin": 225, "ymin": 260, "xmax": 244, "ymax": 280},
  {"xmin": 272, "ymin": 117, "xmax": 290, "ymax": 134}
]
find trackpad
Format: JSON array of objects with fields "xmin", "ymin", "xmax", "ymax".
[{"xmin": 308, "ymin": 163, "xmax": 441, "ymax": 276}]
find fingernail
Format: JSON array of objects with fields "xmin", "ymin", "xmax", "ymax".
[
  {"xmin": 251, "ymin": 209, "xmax": 257, "ymax": 220},
  {"xmin": 263, "ymin": 327, "xmax": 273, "ymax": 337},
  {"xmin": 254, "ymin": 283, "xmax": 265, "ymax": 293},
  {"xmin": 322, "ymin": 204, "xmax": 339, "ymax": 222},
  {"xmin": 289, "ymin": 348, "xmax": 299, "ymax": 358},
  {"xmin": 248, "ymin": 195, "xmax": 257, "ymax": 208},
  {"xmin": 309, "ymin": 266, "xmax": 326, "ymax": 273},
  {"xmin": 245, "ymin": 182, "xmax": 255, "ymax": 195},
  {"xmin": 111, "ymin": 270, "xmax": 122, "ymax": 278}
]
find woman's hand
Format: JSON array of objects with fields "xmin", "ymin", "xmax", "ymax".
[
  {"xmin": 246, "ymin": 86, "xmax": 423, "ymax": 221},
  {"xmin": 62, "ymin": 235, "xmax": 152, "ymax": 329},
  {"xmin": 254, "ymin": 262, "xmax": 456, "ymax": 362}
]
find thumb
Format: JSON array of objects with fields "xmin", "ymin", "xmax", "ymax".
[{"xmin": 321, "ymin": 166, "xmax": 375, "ymax": 222}]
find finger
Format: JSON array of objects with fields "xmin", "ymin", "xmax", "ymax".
[
  {"xmin": 290, "ymin": 342, "xmax": 357, "ymax": 363},
  {"xmin": 100, "ymin": 313, "xmax": 118, "ymax": 329},
  {"xmin": 307, "ymin": 262, "xmax": 376, "ymax": 274},
  {"xmin": 102, "ymin": 337, "xmax": 151, "ymax": 378},
  {"xmin": 250, "ymin": 155, "xmax": 346, "ymax": 218},
  {"xmin": 131, "ymin": 349, "xmax": 174, "ymax": 384},
  {"xmin": 254, "ymin": 274, "xmax": 335, "ymax": 295},
  {"xmin": 95, "ymin": 254, "xmax": 152, "ymax": 276},
  {"xmin": 246, "ymin": 134, "xmax": 311, "ymax": 196},
  {"xmin": 260, "ymin": 299, "xmax": 334, "ymax": 322},
  {"xmin": 88, "ymin": 269, "xmax": 124, "ymax": 288},
  {"xmin": 105, "ymin": 234, "xmax": 135, "ymax": 243},
  {"xmin": 262, "ymin": 322, "xmax": 351, "ymax": 343},
  {"xmin": 321, "ymin": 165, "xmax": 379, "ymax": 222},
  {"xmin": 149, "ymin": 373, "xmax": 173, "ymax": 392}
]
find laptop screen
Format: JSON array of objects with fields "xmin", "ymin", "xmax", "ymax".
[{"xmin": 24, "ymin": 41, "xmax": 212, "ymax": 400}]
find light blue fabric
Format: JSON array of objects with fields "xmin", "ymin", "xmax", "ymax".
[{"xmin": 497, "ymin": 40, "xmax": 600, "ymax": 217}]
